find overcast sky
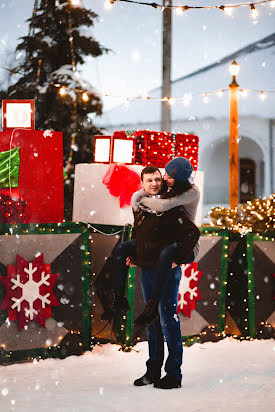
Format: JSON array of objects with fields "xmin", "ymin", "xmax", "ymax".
[{"xmin": 0, "ymin": 0, "xmax": 274, "ymax": 110}]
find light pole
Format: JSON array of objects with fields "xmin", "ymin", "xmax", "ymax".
[
  {"xmin": 161, "ymin": 0, "xmax": 172, "ymax": 132},
  {"xmin": 229, "ymin": 60, "xmax": 240, "ymax": 209}
]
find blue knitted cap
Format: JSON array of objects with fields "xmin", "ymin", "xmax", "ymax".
[{"xmin": 165, "ymin": 157, "xmax": 193, "ymax": 182}]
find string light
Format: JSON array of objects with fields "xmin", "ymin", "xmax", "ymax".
[
  {"xmin": 240, "ymin": 89, "xmax": 248, "ymax": 98},
  {"xmin": 209, "ymin": 194, "xmax": 275, "ymax": 233},
  {"xmin": 53, "ymin": 84, "xmax": 275, "ymax": 104},
  {"xmin": 168, "ymin": 97, "xmax": 176, "ymax": 105},
  {"xmin": 249, "ymin": 3, "xmax": 259, "ymax": 18},
  {"xmin": 216, "ymin": 90, "xmax": 225, "ymax": 98},
  {"xmin": 224, "ymin": 6, "xmax": 234, "ymax": 15},
  {"xmin": 59, "ymin": 86, "xmax": 66, "ymax": 96},
  {"xmin": 175, "ymin": 6, "xmax": 187, "ymax": 15},
  {"xmin": 182, "ymin": 93, "xmax": 192, "ymax": 106},
  {"xmin": 259, "ymin": 90, "xmax": 267, "ymax": 101},
  {"xmin": 202, "ymin": 94, "xmax": 210, "ymax": 104},
  {"xmin": 2, "ymin": 63, "xmax": 274, "ymax": 106},
  {"xmin": 104, "ymin": 0, "xmax": 115, "ymax": 9},
  {"xmin": 107, "ymin": 0, "xmax": 274, "ymax": 15},
  {"xmin": 82, "ymin": 92, "xmax": 89, "ymax": 102}
]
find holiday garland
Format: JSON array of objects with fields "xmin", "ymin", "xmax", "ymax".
[{"xmin": 209, "ymin": 194, "xmax": 275, "ymax": 234}]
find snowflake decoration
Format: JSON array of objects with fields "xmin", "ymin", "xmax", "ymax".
[
  {"xmin": 0, "ymin": 254, "xmax": 59, "ymax": 330},
  {"xmin": 177, "ymin": 262, "xmax": 203, "ymax": 318}
]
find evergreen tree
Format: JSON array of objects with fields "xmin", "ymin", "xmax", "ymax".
[{"xmin": 1, "ymin": 0, "xmax": 109, "ymax": 219}]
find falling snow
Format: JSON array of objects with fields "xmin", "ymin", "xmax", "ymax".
[{"xmin": 43, "ymin": 130, "xmax": 53, "ymax": 138}]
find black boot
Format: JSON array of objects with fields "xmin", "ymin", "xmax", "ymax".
[
  {"xmin": 134, "ymin": 298, "xmax": 159, "ymax": 328},
  {"xmin": 154, "ymin": 374, "xmax": 181, "ymax": 389},
  {"xmin": 134, "ymin": 372, "xmax": 160, "ymax": 386},
  {"xmin": 101, "ymin": 291, "xmax": 130, "ymax": 321}
]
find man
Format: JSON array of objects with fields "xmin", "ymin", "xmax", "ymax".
[{"xmin": 131, "ymin": 164, "xmax": 199, "ymax": 389}]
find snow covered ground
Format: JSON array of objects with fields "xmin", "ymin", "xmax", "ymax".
[{"xmin": 1, "ymin": 338, "xmax": 275, "ymax": 412}]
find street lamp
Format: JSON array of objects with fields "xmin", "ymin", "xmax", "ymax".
[{"xmin": 229, "ymin": 60, "xmax": 240, "ymax": 209}]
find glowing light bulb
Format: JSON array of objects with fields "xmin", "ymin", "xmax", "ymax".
[
  {"xmin": 175, "ymin": 7, "xmax": 185, "ymax": 15},
  {"xmin": 202, "ymin": 94, "xmax": 209, "ymax": 104},
  {"xmin": 124, "ymin": 98, "xmax": 130, "ymax": 108},
  {"xmin": 104, "ymin": 0, "xmax": 115, "ymax": 10},
  {"xmin": 250, "ymin": 4, "xmax": 258, "ymax": 19},
  {"xmin": 82, "ymin": 92, "xmax": 89, "ymax": 102},
  {"xmin": 216, "ymin": 90, "xmax": 224, "ymax": 98},
  {"xmin": 224, "ymin": 7, "xmax": 233, "ymax": 16},
  {"xmin": 240, "ymin": 89, "xmax": 248, "ymax": 98},
  {"xmin": 168, "ymin": 97, "xmax": 175, "ymax": 105},
  {"xmin": 182, "ymin": 93, "xmax": 192, "ymax": 106},
  {"xmin": 259, "ymin": 91, "xmax": 267, "ymax": 101},
  {"xmin": 59, "ymin": 87, "xmax": 66, "ymax": 96},
  {"xmin": 250, "ymin": 9, "xmax": 258, "ymax": 19}
]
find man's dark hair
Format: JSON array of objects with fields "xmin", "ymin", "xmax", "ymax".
[{"xmin": 141, "ymin": 165, "xmax": 161, "ymax": 181}]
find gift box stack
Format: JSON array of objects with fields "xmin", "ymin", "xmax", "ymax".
[{"xmin": 113, "ymin": 130, "xmax": 199, "ymax": 170}]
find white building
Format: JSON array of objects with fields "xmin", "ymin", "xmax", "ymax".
[{"xmin": 96, "ymin": 33, "xmax": 275, "ymax": 211}]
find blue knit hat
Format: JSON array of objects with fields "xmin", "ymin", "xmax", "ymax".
[{"xmin": 165, "ymin": 157, "xmax": 193, "ymax": 182}]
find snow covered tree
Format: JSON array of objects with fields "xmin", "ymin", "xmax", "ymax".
[{"xmin": 0, "ymin": 0, "xmax": 108, "ymax": 218}]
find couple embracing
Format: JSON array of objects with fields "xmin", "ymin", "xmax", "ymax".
[{"xmin": 102, "ymin": 157, "xmax": 200, "ymax": 389}]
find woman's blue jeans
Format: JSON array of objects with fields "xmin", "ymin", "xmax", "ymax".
[
  {"xmin": 114, "ymin": 239, "xmax": 193, "ymax": 300},
  {"xmin": 141, "ymin": 266, "xmax": 183, "ymax": 381}
]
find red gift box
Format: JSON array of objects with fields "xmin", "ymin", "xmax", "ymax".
[{"xmin": 0, "ymin": 128, "xmax": 64, "ymax": 223}]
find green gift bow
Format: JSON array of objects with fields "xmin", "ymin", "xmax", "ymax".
[{"xmin": 0, "ymin": 147, "xmax": 20, "ymax": 188}]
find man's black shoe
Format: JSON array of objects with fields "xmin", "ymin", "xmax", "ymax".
[
  {"xmin": 134, "ymin": 373, "xmax": 159, "ymax": 386},
  {"xmin": 101, "ymin": 291, "xmax": 130, "ymax": 321},
  {"xmin": 134, "ymin": 298, "xmax": 159, "ymax": 328},
  {"xmin": 153, "ymin": 374, "xmax": 181, "ymax": 389}
]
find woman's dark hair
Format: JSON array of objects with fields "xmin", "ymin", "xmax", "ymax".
[{"xmin": 159, "ymin": 179, "xmax": 193, "ymax": 199}]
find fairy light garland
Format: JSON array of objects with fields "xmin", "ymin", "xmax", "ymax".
[
  {"xmin": 53, "ymin": 84, "xmax": 275, "ymax": 105},
  {"xmin": 1, "ymin": 63, "xmax": 275, "ymax": 105},
  {"xmin": 104, "ymin": 0, "xmax": 275, "ymax": 15},
  {"xmin": 209, "ymin": 193, "xmax": 275, "ymax": 234}
]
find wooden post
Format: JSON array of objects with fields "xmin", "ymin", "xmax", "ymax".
[
  {"xmin": 161, "ymin": 0, "xmax": 172, "ymax": 132},
  {"xmin": 229, "ymin": 78, "xmax": 239, "ymax": 209}
]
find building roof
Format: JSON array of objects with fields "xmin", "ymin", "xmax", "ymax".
[{"xmin": 96, "ymin": 32, "xmax": 275, "ymax": 128}]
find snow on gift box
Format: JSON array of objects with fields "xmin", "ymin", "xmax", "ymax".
[
  {"xmin": 0, "ymin": 222, "xmax": 91, "ymax": 364},
  {"xmin": 0, "ymin": 99, "xmax": 64, "ymax": 224}
]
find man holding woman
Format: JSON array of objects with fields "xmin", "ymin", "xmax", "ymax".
[{"xmin": 101, "ymin": 157, "xmax": 200, "ymax": 389}]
